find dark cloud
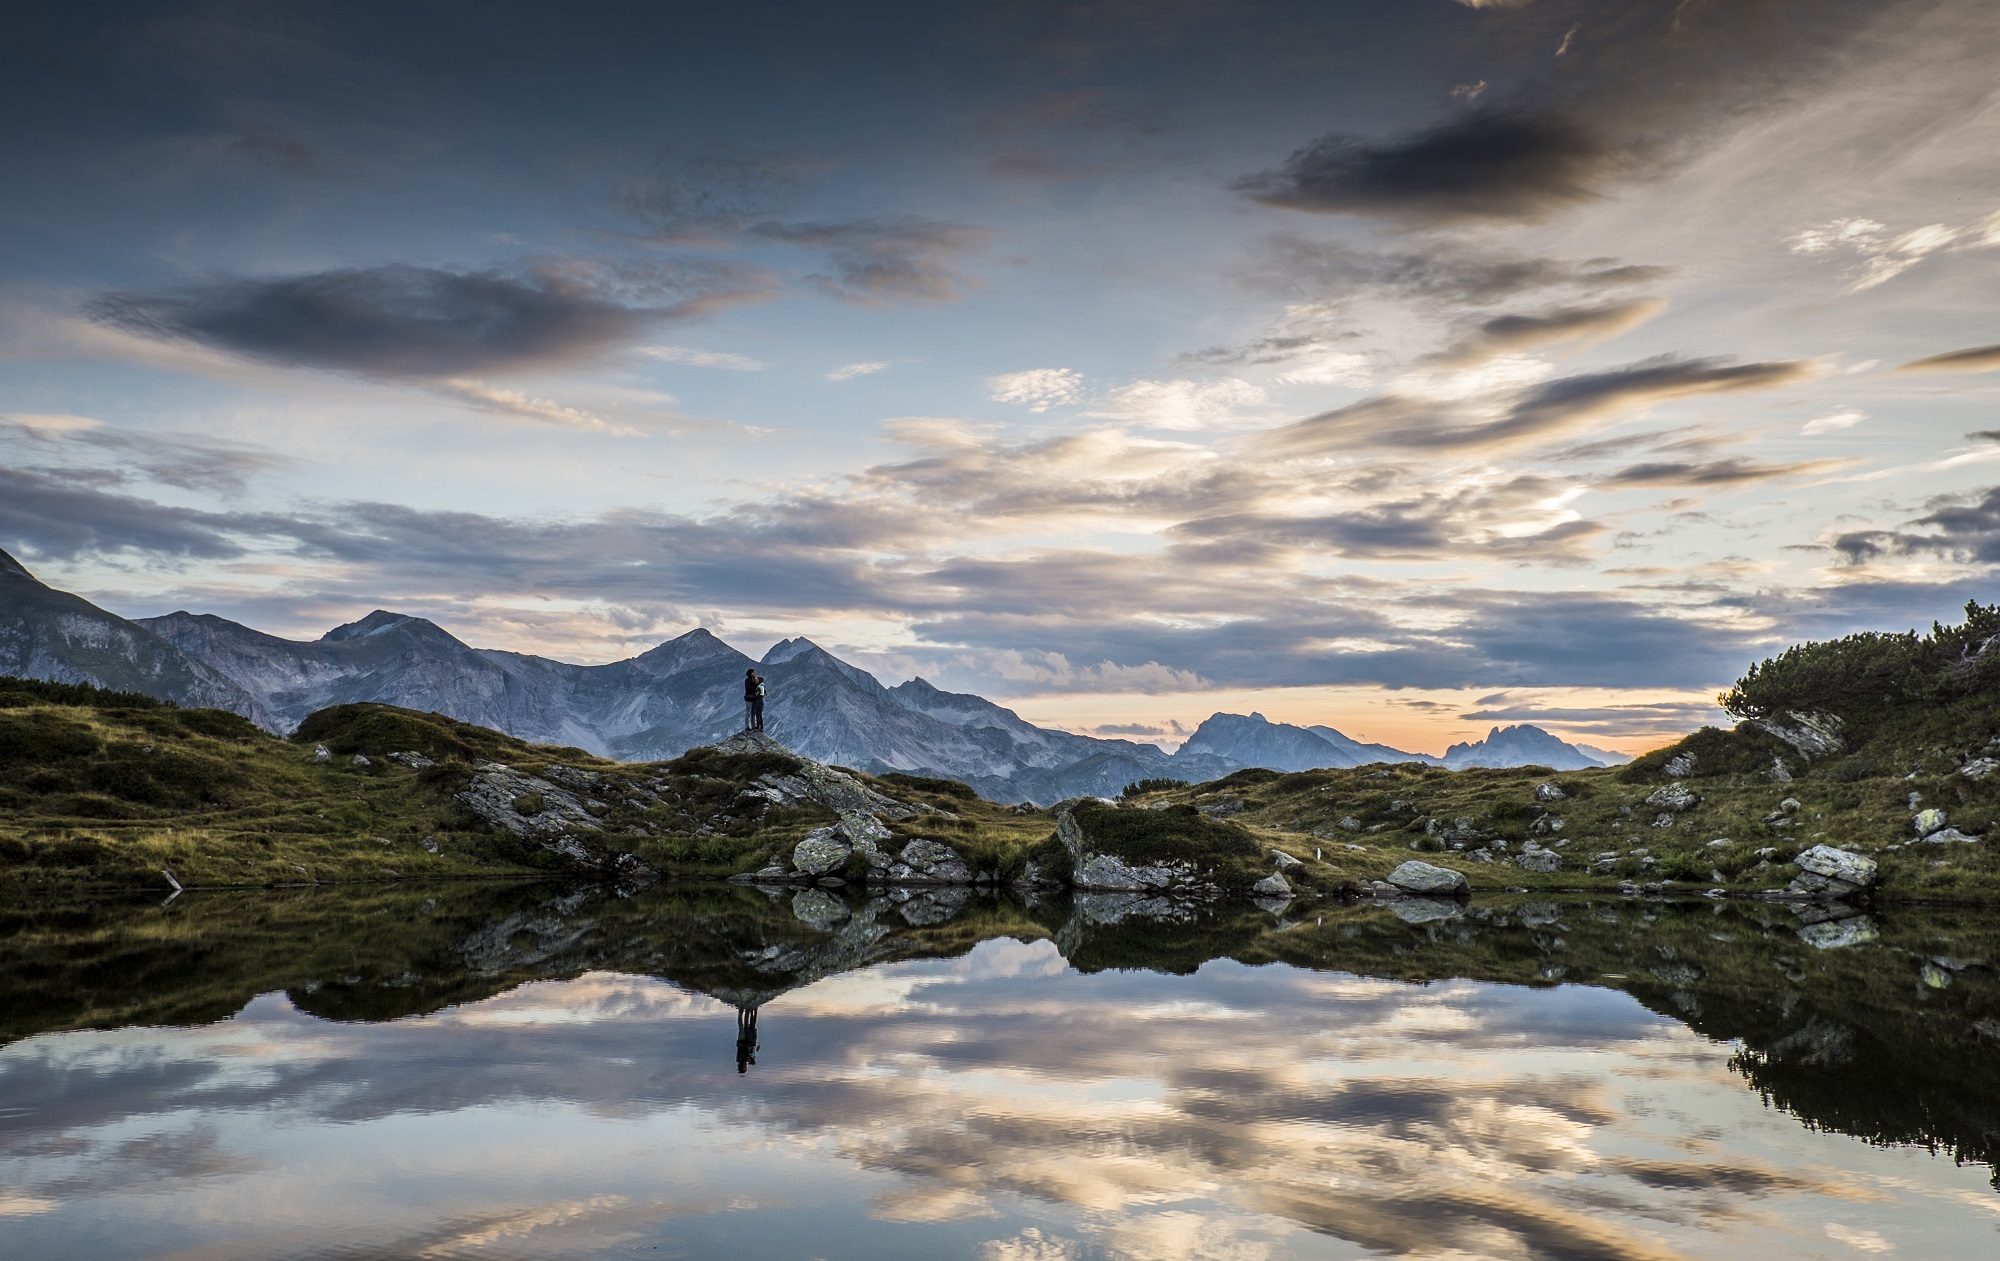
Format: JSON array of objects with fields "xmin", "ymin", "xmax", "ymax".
[
  {"xmin": 621, "ymin": 148, "xmax": 832, "ymax": 243},
  {"xmin": 1254, "ymin": 238, "xmax": 1669, "ymax": 308},
  {"xmin": 1, "ymin": 421, "xmax": 294, "ymax": 495},
  {"xmin": 1598, "ymin": 455, "xmax": 1847, "ymax": 488},
  {"xmin": 1262, "ymin": 356, "xmax": 1817, "ymax": 456},
  {"xmin": 88, "ymin": 261, "xmax": 768, "ymax": 381},
  {"xmin": 749, "ymin": 219, "xmax": 995, "ymax": 305},
  {"xmin": 1832, "ymin": 486, "xmax": 2000, "ymax": 565},
  {"xmin": 0, "ymin": 466, "xmax": 259, "ymax": 561},
  {"xmin": 1897, "ymin": 342, "xmax": 2000, "ymax": 374},
  {"xmin": 1237, "ymin": 107, "xmax": 1630, "ymax": 224},
  {"xmin": 1422, "ymin": 297, "xmax": 1666, "ymax": 367}
]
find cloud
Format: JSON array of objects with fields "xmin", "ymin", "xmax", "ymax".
[
  {"xmin": 89, "ymin": 262, "xmax": 768, "ymax": 382},
  {"xmin": 1422, "ymin": 298, "xmax": 1666, "ymax": 368},
  {"xmin": 1261, "ymin": 356, "xmax": 1818, "ymax": 457},
  {"xmin": 638, "ymin": 345, "xmax": 768, "ymax": 371},
  {"xmin": 828, "ymin": 361, "xmax": 891, "ymax": 382},
  {"xmin": 751, "ymin": 219, "xmax": 994, "ymax": 305},
  {"xmin": 1832, "ymin": 485, "xmax": 2000, "ymax": 565},
  {"xmin": 1801, "ymin": 409, "xmax": 1865, "ymax": 435},
  {"xmin": 621, "ymin": 148, "xmax": 831, "ymax": 243},
  {"xmin": 988, "ymin": 368, "xmax": 1083, "ymax": 412},
  {"xmin": 1246, "ymin": 238, "xmax": 1670, "ymax": 308},
  {"xmin": 1086, "ymin": 378, "xmax": 1271, "ymax": 431},
  {"xmin": 1791, "ymin": 208, "xmax": 2000, "ymax": 293},
  {"xmin": 1597, "ymin": 456, "xmax": 1849, "ymax": 488},
  {"xmin": 1897, "ymin": 343, "xmax": 2000, "ymax": 375},
  {"xmin": 2, "ymin": 417, "xmax": 295, "ymax": 494},
  {"xmin": 1236, "ymin": 108, "xmax": 1629, "ymax": 225},
  {"xmin": 435, "ymin": 380, "xmax": 643, "ymax": 436}
]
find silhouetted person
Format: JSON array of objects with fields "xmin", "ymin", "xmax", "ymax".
[
  {"xmin": 735, "ymin": 1004, "xmax": 759, "ymax": 1073},
  {"xmin": 744, "ymin": 668, "xmax": 766, "ymax": 732}
]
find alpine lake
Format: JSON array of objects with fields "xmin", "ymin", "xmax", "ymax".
[{"xmin": 4, "ymin": 879, "xmax": 1999, "ymax": 1261}]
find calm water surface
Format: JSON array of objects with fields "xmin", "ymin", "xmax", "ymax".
[{"xmin": 3, "ymin": 883, "xmax": 1998, "ymax": 1260}]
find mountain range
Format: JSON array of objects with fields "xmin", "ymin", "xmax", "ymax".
[{"xmin": 0, "ymin": 548, "xmax": 1620, "ymax": 800}]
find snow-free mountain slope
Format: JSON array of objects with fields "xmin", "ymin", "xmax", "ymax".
[{"xmin": 0, "ymin": 550, "xmax": 267, "ymax": 723}]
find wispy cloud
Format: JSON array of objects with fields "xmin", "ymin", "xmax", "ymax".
[
  {"xmin": 1790, "ymin": 208, "xmax": 2000, "ymax": 292},
  {"xmin": 827, "ymin": 361, "xmax": 890, "ymax": 382},
  {"xmin": 437, "ymin": 380, "xmax": 644, "ymax": 436},
  {"xmin": 1896, "ymin": 343, "xmax": 2000, "ymax": 375},
  {"xmin": 639, "ymin": 345, "xmax": 768, "ymax": 371}
]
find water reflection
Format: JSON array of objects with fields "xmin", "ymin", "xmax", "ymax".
[{"xmin": 2, "ymin": 882, "xmax": 1998, "ymax": 1259}]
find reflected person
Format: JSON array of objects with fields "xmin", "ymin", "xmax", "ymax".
[{"xmin": 735, "ymin": 1005, "xmax": 760, "ymax": 1074}]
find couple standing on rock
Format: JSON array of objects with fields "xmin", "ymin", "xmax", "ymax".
[{"xmin": 744, "ymin": 668, "xmax": 767, "ymax": 732}]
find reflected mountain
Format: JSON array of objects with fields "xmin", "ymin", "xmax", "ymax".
[{"xmin": 4, "ymin": 880, "xmax": 1998, "ymax": 1185}]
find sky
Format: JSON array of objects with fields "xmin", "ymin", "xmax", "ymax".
[{"xmin": 3, "ymin": 0, "xmax": 2000, "ymax": 755}]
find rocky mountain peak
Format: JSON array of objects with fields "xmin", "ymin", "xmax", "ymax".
[
  {"xmin": 322, "ymin": 610, "xmax": 428, "ymax": 641},
  {"xmin": 0, "ymin": 547, "xmax": 38, "ymax": 583}
]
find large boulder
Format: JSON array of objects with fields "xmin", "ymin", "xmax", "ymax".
[
  {"xmin": 1387, "ymin": 860, "xmax": 1469, "ymax": 895},
  {"xmin": 1789, "ymin": 844, "xmax": 1877, "ymax": 899},
  {"xmin": 791, "ymin": 827, "xmax": 851, "ymax": 876},
  {"xmin": 1251, "ymin": 872, "xmax": 1292, "ymax": 897},
  {"xmin": 1913, "ymin": 808, "xmax": 1949, "ymax": 838}
]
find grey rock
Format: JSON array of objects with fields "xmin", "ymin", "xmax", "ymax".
[
  {"xmin": 1921, "ymin": 827, "xmax": 1981, "ymax": 844},
  {"xmin": 350, "ymin": 754, "xmax": 372, "ymax": 768},
  {"xmin": 1794, "ymin": 844, "xmax": 1878, "ymax": 888},
  {"xmin": 1707, "ymin": 838, "xmax": 1733, "ymax": 849},
  {"xmin": 1652, "ymin": 814, "xmax": 1676, "ymax": 829},
  {"xmin": 1769, "ymin": 757, "xmax": 1793, "ymax": 783},
  {"xmin": 1198, "ymin": 797, "xmax": 1246, "ymax": 818},
  {"xmin": 1646, "ymin": 782, "xmax": 1700, "ymax": 812},
  {"xmin": 1960, "ymin": 757, "xmax": 2000, "ymax": 781},
  {"xmin": 1752, "ymin": 710, "xmax": 1846, "ymax": 761},
  {"xmin": 1387, "ymin": 860, "xmax": 1468, "ymax": 895},
  {"xmin": 1515, "ymin": 850, "xmax": 1560, "ymax": 874},
  {"xmin": 1534, "ymin": 782, "xmax": 1567, "ymax": 802},
  {"xmin": 1920, "ymin": 962, "xmax": 1953, "ymax": 989},
  {"xmin": 1662, "ymin": 753, "xmax": 1697, "ymax": 778},
  {"xmin": 1251, "ymin": 872, "xmax": 1292, "ymax": 897},
  {"xmin": 311, "ymin": 744, "xmax": 331, "ymax": 763},
  {"xmin": 386, "ymin": 750, "xmax": 435, "ymax": 769},
  {"xmin": 1913, "ymin": 807, "xmax": 1949, "ymax": 837},
  {"xmin": 1779, "ymin": 798, "xmax": 1802, "ymax": 815},
  {"xmin": 1074, "ymin": 853, "xmax": 1188, "ymax": 892},
  {"xmin": 1338, "ymin": 815, "xmax": 1362, "ymax": 831},
  {"xmin": 791, "ymin": 828, "xmax": 852, "ymax": 876},
  {"xmin": 1270, "ymin": 849, "xmax": 1305, "ymax": 871}
]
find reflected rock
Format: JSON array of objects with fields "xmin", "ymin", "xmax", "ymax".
[
  {"xmin": 1390, "ymin": 896, "xmax": 1464, "ymax": 925},
  {"xmin": 894, "ymin": 886, "xmax": 971, "ymax": 926},
  {"xmin": 1797, "ymin": 915, "xmax": 1879, "ymax": 950},
  {"xmin": 791, "ymin": 888, "xmax": 851, "ymax": 931}
]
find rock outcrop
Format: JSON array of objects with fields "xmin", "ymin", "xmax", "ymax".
[
  {"xmin": 1386, "ymin": 860, "xmax": 1469, "ymax": 895},
  {"xmin": 1787, "ymin": 845, "xmax": 1878, "ymax": 900}
]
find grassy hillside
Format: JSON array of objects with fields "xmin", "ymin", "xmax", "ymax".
[{"xmin": 12, "ymin": 588, "xmax": 2000, "ymax": 907}]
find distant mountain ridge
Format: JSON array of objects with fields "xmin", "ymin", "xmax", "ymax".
[
  {"xmin": 0, "ymin": 548, "xmax": 1615, "ymax": 800},
  {"xmin": 1173, "ymin": 711, "xmax": 1608, "ymax": 774}
]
